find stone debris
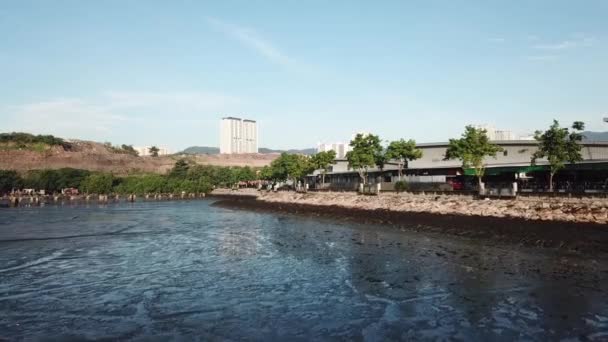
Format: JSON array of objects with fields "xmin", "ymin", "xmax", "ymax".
[{"xmin": 256, "ymin": 191, "xmax": 608, "ymax": 225}]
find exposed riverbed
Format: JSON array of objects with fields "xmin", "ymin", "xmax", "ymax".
[{"xmin": 1, "ymin": 200, "xmax": 607, "ymax": 340}]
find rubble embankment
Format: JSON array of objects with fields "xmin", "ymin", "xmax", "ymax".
[
  {"xmin": 256, "ymin": 191, "xmax": 608, "ymax": 225},
  {"xmin": 212, "ymin": 191, "xmax": 608, "ymax": 253}
]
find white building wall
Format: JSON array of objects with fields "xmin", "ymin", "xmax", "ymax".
[
  {"xmin": 317, "ymin": 142, "xmax": 351, "ymax": 159},
  {"xmin": 220, "ymin": 117, "xmax": 258, "ymax": 154},
  {"xmin": 242, "ymin": 120, "xmax": 258, "ymax": 153}
]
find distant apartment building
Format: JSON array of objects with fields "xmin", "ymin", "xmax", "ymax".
[
  {"xmin": 135, "ymin": 146, "xmax": 171, "ymax": 156},
  {"xmin": 317, "ymin": 142, "xmax": 351, "ymax": 159},
  {"xmin": 220, "ymin": 117, "xmax": 258, "ymax": 154}
]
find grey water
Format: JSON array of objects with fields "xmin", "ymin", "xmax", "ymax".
[{"xmin": 0, "ymin": 200, "xmax": 607, "ymax": 341}]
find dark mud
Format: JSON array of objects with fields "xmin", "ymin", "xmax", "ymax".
[{"xmin": 212, "ymin": 196, "xmax": 608, "ymax": 255}]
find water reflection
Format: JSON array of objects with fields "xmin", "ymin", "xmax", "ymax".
[{"xmin": 0, "ymin": 201, "xmax": 607, "ymax": 340}]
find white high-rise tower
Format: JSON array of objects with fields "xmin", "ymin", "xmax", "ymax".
[{"xmin": 220, "ymin": 117, "xmax": 258, "ymax": 154}]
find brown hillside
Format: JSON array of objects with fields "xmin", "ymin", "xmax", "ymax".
[{"xmin": 0, "ymin": 140, "xmax": 277, "ymax": 175}]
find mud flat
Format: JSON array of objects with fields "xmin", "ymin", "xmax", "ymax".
[{"xmin": 213, "ymin": 191, "xmax": 608, "ymax": 254}]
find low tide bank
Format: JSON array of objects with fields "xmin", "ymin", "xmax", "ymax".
[{"xmin": 212, "ymin": 190, "xmax": 608, "ymax": 253}]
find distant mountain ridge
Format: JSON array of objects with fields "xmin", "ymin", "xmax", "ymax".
[
  {"xmin": 180, "ymin": 146, "xmax": 316, "ymax": 155},
  {"xmin": 582, "ymin": 131, "xmax": 608, "ymax": 142},
  {"xmin": 180, "ymin": 146, "xmax": 220, "ymax": 154}
]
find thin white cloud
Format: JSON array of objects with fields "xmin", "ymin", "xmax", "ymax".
[
  {"xmin": 4, "ymin": 99, "xmax": 126, "ymax": 135},
  {"xmin": 526, "ymin": 55, "xmax": 558, "ymax": 62},
  {"xmin": 534, "ymin": 35, "xmax": 597, "ymax": 50},
  {"xmin": 206, "ymin": 17, "xmax": 295, "ymax": 68},
  {"xmin": 488, "ymin": 37, "xmax": 505, "ymax": 43},
  {"xmin": 526, "ymin": 35, "xmax": 540, "ymax": 41},
  {"xmin": 104, "ymin": 91, "xmax": 240, "ymax": 111},
  {"xmin": 1, "ymin": 91, "xmax": 242, "ymax": 141}
]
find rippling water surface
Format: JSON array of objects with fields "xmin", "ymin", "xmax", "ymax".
[{"xmin": 1, "ymin": 200, "xmax": 607, "ymax": 341}]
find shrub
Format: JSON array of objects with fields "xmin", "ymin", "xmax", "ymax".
[{"xmin": 394, "ymin": 180, "xmax": 409, "ymax": 193}]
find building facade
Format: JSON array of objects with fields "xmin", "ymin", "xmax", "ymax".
[
  {"xmin": 220, "ymin": 117, "xmax": 258, "ymax": 154},
  {"xmin": 317, "ymin": 142, "xmax": 351, "ymax": 159},
  {"xmin": 307, "ymin": 141, "xmax": 608, "ymax": 193}
]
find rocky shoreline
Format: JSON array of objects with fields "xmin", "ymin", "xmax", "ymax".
[
  {"xmin": 255, "ymin": 191, "xmax": 608, "ymax": 225},
  {"xmin": 212, "ymin": 191, "xmax": 608, "ymax": 253}
]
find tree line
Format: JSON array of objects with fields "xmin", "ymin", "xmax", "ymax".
[
  {"xmin": 0, "ymin": 132, "xmax": 70, "ymax": 149},
  {"xmin": 0, "ymin": 120, "xmax": 585, "ymax": 194},
  {"xmin": 0, "ymin": 162, "xmax": 260, "ymax": 195},
  {"xmin": 259, "ymin": 119, "xmax": 586, "ymax": 192}
]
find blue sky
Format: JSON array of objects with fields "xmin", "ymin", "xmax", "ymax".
[{"xmin": 1, "ymin": 1, "xmax": 607, "ymax": 150}]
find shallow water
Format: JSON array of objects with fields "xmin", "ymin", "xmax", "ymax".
[{"xmin": 0, "ymin": 200, "xmax": 607, "ymax": 341}]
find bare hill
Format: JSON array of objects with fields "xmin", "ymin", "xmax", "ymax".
[{"xmin": 0, "ymin": 140, "xmax": 277, "ymax": 175}]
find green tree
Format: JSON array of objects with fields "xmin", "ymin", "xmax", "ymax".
[
  {"xmin": 346, "ymin": 133, "xmax": 383, "ymax": 185},
  {"xmin": 55, "ymin": 168, "xmax": 91, "ymax": 189},
  {"xmin": 214, "ymin": 166, "xmax": 236, "ymax": 187},
  {"xmin": 531, "ymin": 120, "xmax": 585, "ymax": 192},
  {"xmin": 149, "ymin": 146, "xmax": 160, "ymax": 157},
  {"xmin": 121, "ymin": 144, "xmax": 139, "ymax": 156},
  {"xmin": 233, "ymin": 166, "xmax": 256, "ymax": 183},
  {"xmin": 169, "ymin": 159, "xmax": 190, "ymax": 179},
  {"xmin": 266, "ymin": 153, "xmax": 313, "ymax": 187},
  {"xmin": 310, "ymin": 150, "xmax": 336, "ymax": 185},
  {"xmin": 80, "ymin": 173, "xmax": 114, "ymax": 194},
  {"xmin": 444, "ymin": 126, "xmax": 503, "ymax": 189},
  {"xmin": 0, "ymin": 170, "xmax": 23, "ymax": 194},
  {"xmin": 259, "ymin": 166, "xmax": 274, "ymax": 181},
  {"xmin": 385, "ymin": 139, "xmax": 422, "ymax": 180}
]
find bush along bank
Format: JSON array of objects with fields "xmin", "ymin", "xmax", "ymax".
[{"xmin": 0, "ymin": 160, "xmax": 260, "ymax": 206}]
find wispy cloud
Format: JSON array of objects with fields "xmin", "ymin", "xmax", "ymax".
[
  {"xmin": 206, "ymin": 17, "xmax": 295, "ymax": 68},
  {"xmin": 488, "ymin": 37, "xmax": 505, "ymax": 43},
  {"xmin": 534, "ymin": 35, "xmax": 597, "ymax": 50},
  {"xmin": 526, "ymin": 35, "xmax": 540, "ymax": 42},
  {"xmin": 104, "ymin": 91, "xmax": 240, "ymax": 111},
  {"xmin": 526, "ymin": 55, "xmax": 558, "ymax": 62},
  {"xmin": 1, "ymin": 91, "xmax": 242, "ymax": 141},
  {"xmin": 4, "ymin": 99, "xmax": 126, "ymax": 135}
]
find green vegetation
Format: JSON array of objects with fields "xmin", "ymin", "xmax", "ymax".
[
  {"xmin": 259, "ymin": 153, "xmax": 313, "ymax": 187},
  {"xmin": 149, "ymin": 146, "xmax": 160, "ymax": 157},
  {"xmin": 104, "ymin": 142, "xmax": 139, "ymax": 156},
  {"xmin": 23, "ymin": 168, "xmax": 92, "ymax": 192},
  {"xmin": 0, "ymin": 161, "xmax": 261, "ymax": 195},
  {"xmin": 394, "ymin": 180, "xmax": 409, "ymax": 193},
  {"xmin": 444, "ymin": 126, "xmax": 503, "ymax": 189},
  {"xmin": 0, "ymin": 132, "xmax": 69, "ymax": 150},
  {"xmin": 532, "ymin": 120, "xmax": 585, "ymax": 192},
  {"xmin": 80, "ymin": 173, "xmax": 115, "ymax": 195},
  {"xmin": 346, "ymin": 133, "xmax": 384, "ymax": 185},
  {"xmin": 310, "ymin": 150, "xmax": 336, "ymax": 185},
  {"xmin": 385, "ymin": 139, "xmax": 422, "ymax": 180},
  {"xmin": 0, "ymin": 170, "xmax": 22, "ymax": 193}
]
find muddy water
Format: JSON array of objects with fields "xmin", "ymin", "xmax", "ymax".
[{"xmin": 0, "ymin": 200, "xmax": 607, "ymax": 340}]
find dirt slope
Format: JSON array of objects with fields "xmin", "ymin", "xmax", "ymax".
[{"xmin": 0, "ymin": 140, "xmax": 277, "ymax": 174}]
